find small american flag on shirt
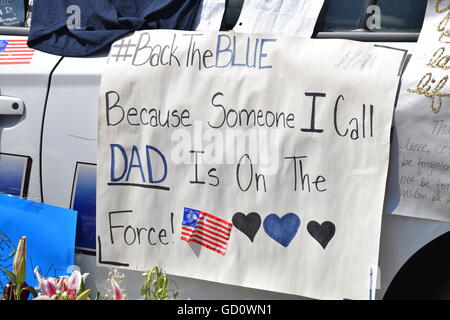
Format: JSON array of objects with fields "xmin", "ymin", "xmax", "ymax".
[
  {"xmin": 0, "ymin": 40, "xmax": 34, "ymax": 65},
  {"xmin": 181, "ymin": 208, "xmax": 232, "ymax": 256}
]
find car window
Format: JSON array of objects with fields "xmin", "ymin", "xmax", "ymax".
[
  {"xmin": 376, "ymin": 0, "xmax": 428, "ymax": 32},
  {"xmin": 317, "ymin": 0, "xmax": 427, "ymax": 33},
  {"xmin": 316, "ymin": 0, "xmax": 366, "ymax": 32}
]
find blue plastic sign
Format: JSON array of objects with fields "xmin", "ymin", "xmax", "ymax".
[{"xmin": 0, "ymin": 194, "xmax": 77, "ymax": 292}]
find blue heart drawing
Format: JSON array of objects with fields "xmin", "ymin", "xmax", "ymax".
[{"xmin": 263, "ymin": 213, "xmax": 301, "ymax": 247}]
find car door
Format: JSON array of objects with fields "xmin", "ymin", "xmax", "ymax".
[
  {"xmin": 41, "ymin": 54, "xmax": 107, "ymax": 253},
  {"xmin": 0, "ymin": 29, "xmax": 62, "ymax": 203}
]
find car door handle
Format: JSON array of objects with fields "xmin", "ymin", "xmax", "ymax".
[{"xmin": 0, "ymin": 90, "xmax": 24, "ymax": 116}]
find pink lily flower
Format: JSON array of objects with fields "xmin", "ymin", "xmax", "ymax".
[
  {"xmin": 66, "ymin": 270, "xmax": 81, "ymax": 300},
  {"xmin": 57, "ymin": 276, "xmax": 69, "ymax": 293},
  {"xmin": 111, "ymin": 278, "xmax": 124, "ymax": 300},
  {"xmin": 34, "ymin": 267, "xmax": 59, "ymax": 298},
  {"xmin": 33, "ymin": 267, "xmax": 90, "ymax": 300}
]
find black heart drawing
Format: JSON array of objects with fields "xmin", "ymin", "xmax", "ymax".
[
  {"xmin": 232, "ymin": 212, "xmax": 261, "ymax": 242},
  {"xmin": 307, "ymin": 221, "xmax": 336, "ymax": 249}
]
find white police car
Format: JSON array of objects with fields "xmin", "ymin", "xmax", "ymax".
[{"xmin": 0, "ymin": 0, "xmax": 449, "ymax": 299}]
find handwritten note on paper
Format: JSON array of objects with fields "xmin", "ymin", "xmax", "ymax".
[
  {"xmin": 97, "ymin": 30, "xmax": 404, "ymax": 300},
  {"xmin": 386, "ymin": 0, "xmax": 450, "ymax": 223}
]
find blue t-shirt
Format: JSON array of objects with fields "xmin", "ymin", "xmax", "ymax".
[{"xmin": 27, "ymin": 0, "xmax": 201, "ymax": 57}]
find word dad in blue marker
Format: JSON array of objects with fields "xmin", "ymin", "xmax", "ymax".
[{"xmin": 110, "ymin": 144, "xmax": 169, "ymax": 190}]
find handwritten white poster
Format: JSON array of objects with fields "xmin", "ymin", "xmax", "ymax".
[
  {"xmin": 97, "ymin": 30, "xmax": 404, "ymax": 300},
  {"xmin": 386, "ymin": 0, "xmax": 450, "ymax": 223},
  {"xmin": 233, "ymin": 0, "xmax": 324, "ymax": 37}
]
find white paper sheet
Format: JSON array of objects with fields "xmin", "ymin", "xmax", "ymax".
[
  {"xmin": 193, "ymin": 0, "xmax": 226, "ymax": 31},
  {"xmin": 385, "ymin": 0, "xmax": 450, "ymax": 223},
  {"xmin": 97, "ymin": 30, "xmax": 404, "ymax": 300},
  {"xmin": 233, "ymin": 0, "xmax": 324, "ymax": 37}
]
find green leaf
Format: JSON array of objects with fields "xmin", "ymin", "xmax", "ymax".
[
  {"xmin": 79, "ymin": 278, "xmax": 86, "ymax": 294},
  {"xmin": 76, "ymin": 289, "xmax": 92, "ymax": 300},
  {"xmin": 0, "ymin": 266, "xmax": 17, "ymax": 286},
  {"xmin": 140, "ymin": 266, "xmax": 178, "ymax": 300}
]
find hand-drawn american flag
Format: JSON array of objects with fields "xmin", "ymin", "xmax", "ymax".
[
  {"xmin": 181, "ymin": 208, "xmax": 232, "ymax": 256},
  {"xmin": 0, "ymin": 40, "xmax": 34, "ymax": 65}
]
